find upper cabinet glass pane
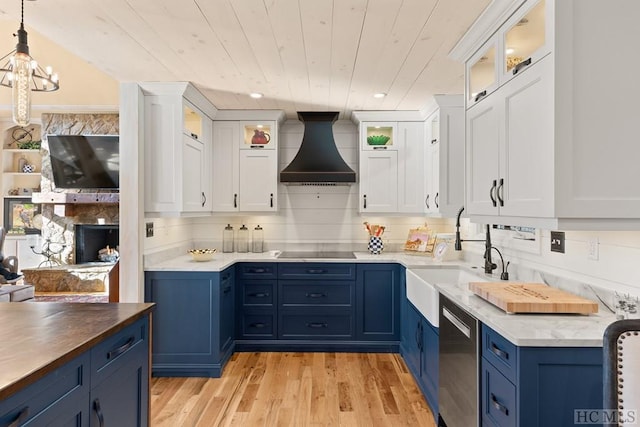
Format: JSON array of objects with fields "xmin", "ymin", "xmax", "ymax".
[
  {"xmin": 184, "ymin": 105, "xmax": 202, "ymax": 139},
  {"xmin": 504, "ymin": 0, "xmax": 546, "ymax": 73},
  {"xmin": 365, "ymin": 125, "xmax": 394, "ymax": 147},
  {"xmin": 243, "ymin": 123, "xmax": 274, "ymax": 148},
  {"xmin": 469, "ymin": 45, "xmax": 496, "ymax": 101}
]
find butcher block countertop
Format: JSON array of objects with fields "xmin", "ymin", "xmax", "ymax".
[{"xmin": 0, "ymin": 302, "xmax": 154, "ymax": 400}]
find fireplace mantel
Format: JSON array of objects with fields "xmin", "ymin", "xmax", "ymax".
[{"xmin": 32, "ymin": 192, "xmax": 119, "ymax": 204}]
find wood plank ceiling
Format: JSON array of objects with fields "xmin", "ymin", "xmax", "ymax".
[{"xmin": 0, "ymin": 0, "xmax": 490, "ymax": 119}]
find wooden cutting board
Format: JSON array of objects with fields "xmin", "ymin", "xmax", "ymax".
[{"xmin": 469, "ymin": 282, "xmax": 599, "ymax": 314}]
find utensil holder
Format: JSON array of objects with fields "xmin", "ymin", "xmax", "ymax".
[{"xmin": 368, "ymin": 236, "xmax": 384, "ymax": 254}]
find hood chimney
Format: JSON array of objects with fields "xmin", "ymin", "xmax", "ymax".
[{"xmin": 279, "ymin": 112, "xmax": 356, "ymax": 184}]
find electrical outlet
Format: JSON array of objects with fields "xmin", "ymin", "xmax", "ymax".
[
  {"xmin": 587, "ymin": 237, "xmax": 599, "ymax": 260},
  {"xmin": 550, "ymin": 231, "xmax": 565, "ymax": 253},
  {"xmin": 146, "ymin": 222, "xmax": 154, "ymax": 238}
]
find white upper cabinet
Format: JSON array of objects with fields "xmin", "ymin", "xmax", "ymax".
[
  {"xmin": 211, "ymin": 111, "xmax": 284, "ymax": 213},
  {"xmin": 359, "ymin": 150, "xmax": 398, "ymax": 213},
  {"xmin": 424, "ymin": 95, "xmax": 465, "ymax": 217},
  {"xmin": 360, "ymin": 122, "xmax": 398, "ymax": 151},
  {"xmin": 452, "ymin": 0, "xmax": 640, "ymax": 229},
  {"xmin": 397, "ymin": 122, "xmax": 426, "ymax": 213},
  {"xmin": 466, "ymin": 36, "xmax": 500, "ymax": 107},
  {"xmin": 142, "ymin": 83, "xmax": 216, "ymax": 217}
]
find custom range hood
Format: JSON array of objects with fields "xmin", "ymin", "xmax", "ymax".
[{"xmin": 280, "ymin": 111, "xmax": 356, "ymax": 184}]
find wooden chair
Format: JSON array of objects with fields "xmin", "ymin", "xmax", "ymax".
[
  {"xmin": 603, "ymin": 319, "xmax": 640, "ymax": 426},
  {"xmin": 0, "ymin": 226, "xmax": 19, "ymax": 283}
]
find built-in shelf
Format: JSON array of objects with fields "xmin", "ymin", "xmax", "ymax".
[{"xmin": 31, "ymin": 192, "xmax": 120, "ymax": 204}]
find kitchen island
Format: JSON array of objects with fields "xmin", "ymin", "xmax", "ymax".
[{"xmin": 0, "ymin": 302, "xmax": 154, "ymax": 426}]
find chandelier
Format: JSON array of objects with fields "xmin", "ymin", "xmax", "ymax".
[{"xmin": 0, "ymin": 0, "xmax": 59, "ymax": 126}]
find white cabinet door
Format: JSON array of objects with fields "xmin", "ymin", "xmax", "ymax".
[
  {"xmin": 212, "ymin": 122, "xmax": 240, "ymax": 212},
  {"xmin": 425, "ymin": 139, "xmax": 439, "ymax": 214},
  {"xmin": 239, "ymin": 150, "xmax": 277, "ymax": 211},
  {"xmin": 466, "ymin": 94, "xmax": 500, "ymax": 216},
  {"xmin": 359, "ymin": 151, "xmax": 398, "ymax": 213},
  {"xmin": 436, "ymin": 104, "xmax": 465, "ymax": 216},
  {"xmin": 397, "ymin": 122, "xmax": 425, "ymax": 214},
  {"xmin": 499, "ymin": 54, "xmax": 554, "ymax": 217},
  {"xmin": 181, "ymin": 135, "xmax": 207, "ymax": 212}
]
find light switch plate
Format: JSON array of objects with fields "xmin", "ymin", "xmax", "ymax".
[
  {"xmin": 587, "ymin": 237, "xmax": 599, "ymax": 260},
  {"xmin": 146, "ymin": 222, "xmax": 154, "ymax": 238},
  {"xmin": 550, "ymin": 231, "xmax": 565, "ymax": 253}
]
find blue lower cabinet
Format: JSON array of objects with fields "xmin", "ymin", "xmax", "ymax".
[
  {"xmin": 279, "ymin": 308, "xmax": 354, "ymax": 339},
  {"xmin": 481, "ymin": 325, "xmax": 603, "ymax": 427},
  {"xmin": 400, "ymin": 300, "xmax": 438, "ymax": 419},
  {"xmin": 145, "ymin": 268, "xmax": 234, "ymax": 377},
  {"xmin": 356, "ymin": 264, "xmax": 400, "ymax": 341}
]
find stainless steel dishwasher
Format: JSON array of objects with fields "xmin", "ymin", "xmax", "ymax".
[{"xmin": 438, "ymin": 294, "xmax": 479, "ymax": 427}]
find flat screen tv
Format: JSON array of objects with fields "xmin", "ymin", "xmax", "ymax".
[{"xmin": 47, "ymin": 135, "xmax": 119, "ymax": 189}]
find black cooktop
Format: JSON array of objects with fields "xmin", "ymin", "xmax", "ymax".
[{"xmin": 278, "ymin": 251, "xmax": 356, "ymax": 259}]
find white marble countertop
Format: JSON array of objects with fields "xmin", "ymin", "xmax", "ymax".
[{"xmin": 145, "ymin": 251, "xmax": 616, "ymax": 348}]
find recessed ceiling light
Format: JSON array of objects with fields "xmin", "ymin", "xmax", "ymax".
[
  {"xmin": 373, "ymin": 93, "xmax": 386, "ymax": 98},
  {"xmin": 505, "ymin": 48, "xmax": 515, "ymax": 54},
  {"xmin": 249, "ymin": 92, "xmax": 263, "ymax": 99}
]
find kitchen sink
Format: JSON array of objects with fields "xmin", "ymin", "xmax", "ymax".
[{"xmin": 406, "ymin": 267, "xmax": 488, "ymax": 327}]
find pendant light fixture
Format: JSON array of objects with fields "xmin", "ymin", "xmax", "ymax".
[{"xmin": 0, "ymin": 0, "xmax": 59, "ymax": 126}]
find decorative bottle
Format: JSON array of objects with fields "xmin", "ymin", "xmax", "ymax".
[
  {"xmin": 236, "ymin": 224, "xmax": 249, "ymax": 253},
  {"xmin": 252, "ymin": 225, "xmax": 264, "ymax": 253},
  {"xmin": 222, "ymin": 224, "xmax": 234, "ymax": 253}
]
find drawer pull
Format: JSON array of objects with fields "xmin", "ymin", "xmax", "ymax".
[
  {"xmin": 223, "ymin": 286, "xmax": 232, "ymax": 294},
  {"xmin": 512, "ymin": 57, "xmax": 532, "ymax": 75},
  {"xmin": 249, "ymin": 292, "xmax": 269, "ymax": 298},
  {"xmin": 306, "ymin": 322, "xmax": 328, "ymax": 328},
  {"xmin": 250, "ymin": 322, "xmax": 266, "ymax": 328},
  {"xmin": 490, "ymin": 393, "xmax": 509, "ymax": 415},
  {"xmin": 305, "ymin": 292, "xmax": 327, "ymax": 298},
  {"xmin": 306, "ymin": 269, "xmax": 326, "ymax": 274},
  {"xmin": 248, "ymin": 268, "xmax": 267, "ymax": 274},
  {"xmin": 107, "ymin": 337, "xmax": 135, "ymax": 360},
  {"xmin": 8, "ymin": 406, "xmax": 29, "ymax": 427},
  {"xmin": 474, "ymin": 90, "xmax": 487, "ymax": 102},
  {"xmin": 93, "ymin": 399, "xmax": 105, "ymax": 427},
  {"xmin": 490, "ymin": 342, "xmax": 509, "ymax": 360}
]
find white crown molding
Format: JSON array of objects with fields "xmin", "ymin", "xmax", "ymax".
[{"xmin": 0, "ymin": 104, "xmax": 119, "ymax": 113}]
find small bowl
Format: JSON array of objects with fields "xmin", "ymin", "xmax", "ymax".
[
  {"xmin": 188, "ymin": 248, "xmax": 217, "ymax": 262},
  {"xmin": 367, "ymin": 135, "xmax": 391, "ymax": 146}
]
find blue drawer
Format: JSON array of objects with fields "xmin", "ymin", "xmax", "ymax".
[
  {"xmin": 280, "ymin": 281, "xmax": 354, "ymax": 306},
  {"xmin": 237, "ymin": 263, "xmax": 277, "ymax": 280},
  {"xmin": 482, "ymin": 357, "xmax": 517, "ymax": 427},
  {"xmin": 241, "ymin": 281, "xmax": 276, "ymax": 306},
  {"xmin": 239, "ymin": 312, "xmax": 276, "ymax": 339},
  {"xmin": 279, "ymin": 309, "xmax": 354, "ymax": 339},
  {"xmin": 482, "ymin": 324, "xmax": 518, "ymax": 383},
  {"xmin": 91, "ymin": 317, "xmax": 148, "ymax": 386},
  {"xmin": 278, "ymin": 263, "xmax": 356, "ymax": 280}
]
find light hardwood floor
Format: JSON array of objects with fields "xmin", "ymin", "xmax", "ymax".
[{"xmin": 150, "ymin": 352, "xmax": 437, "ymax": 427}]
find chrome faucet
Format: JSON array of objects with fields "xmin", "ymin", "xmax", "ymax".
[{"xmin": 454, "ymin": 206, "xmax": 502, "ymax": 276}]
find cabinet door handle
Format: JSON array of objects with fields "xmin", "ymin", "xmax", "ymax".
[
  {"xmin": 201, "ymin": 192, "xmax": 206, "ymax": 207},
  {"xmin": 93, "ymin": 399, "xmax": 105, "ymax": 427},
  {"xmin": 474, "ymin": 90, "xmax": 487, "ymax": 102},
  {"xmin": 250, "ymin": 322, "xmax": 266, "ymax": 328},
  {"xmin": 435, "ymin": 192, "xmax": 439, "ymax": 208},
  {"xmin": 191, "ymin": 132, "xmax": 198, "ymax": 140},
  {"xmin": 249, "ymin": 292, "xmax": 269, "ymax": 298},
  {"xmin": 497, "ymin": 178, "xmax": 504, "ymax": 207},
  {"xmin": 490, "ymin": 180, "xmax": 497, "ymax": 207},
  {"xmin": 490, "ymin": 342, "xmax": 509, "ymax": 360},
  {"xmin": 270, "ymin": 193, "xmax": 274, "ymax": 208},
  {"xmin": 234, "ymin": 193, "xmax": 238, "ymax": 208},
  {"xmin": 363, "ymin": 194, "xmax": 367, "ymax": 209},
  {"xmin": 305, "ymin": 292, "xmax": 327, "ymax": 298},
  {"xmin": 426, "ymin": 194, "xmax": 430, "ymax": 209},
  {"xmin": 490, "ymin": 393, "xmax": 509, "ymax": 415},
  {"xmin": 306, "ymin": 269, "xmax": 326, "ymax": 274},
  {"xmin": 415, "ymin": 321, "xmax": 422, "ymax": 350},
  {"xmin": 248, "ymin": 268, "xmax": 266, "ymax": 274},
  {"xmin": 431, "ymin": 138, "xmax": 438, "ymax": 144},
  {"xmin": 373, "ymin": 146, "xmax": 387, "ymax": 150},
  {"xmin": 512, "ymin": 57, "xmax": 532, "ymax": 75},
  {"xmin": 107, "ymin": 337, "xmax": 135, "ymax": 360},
  {"xmin": 306, "ymin": 322, "xmax": 328, "ymax": 328},
  {"xmin": 250, "ymin": 145, "xmax": 265, "ymax": 149},
  {"xmin": 8, "ymin": 406, "xmax": 29, "ymax": 427}
]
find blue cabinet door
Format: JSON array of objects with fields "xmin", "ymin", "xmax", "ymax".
[
  {"xmin": 421, "ymin": 320, "xmax": 439, "ymax": 417},
  {"xmin": 356, "ymin": 264, "xmax": 400, "ymax": 341},
  {"xmin": 145, "ymin": 271, "xmax": 224, "ymax": 377},
  {"xmin": 402, "ymin": 302, "xmax": 422, "ymax": 378},
  {"xmin": 219, "ymin": 266, "xmax": 235, "ymax": 360}
]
